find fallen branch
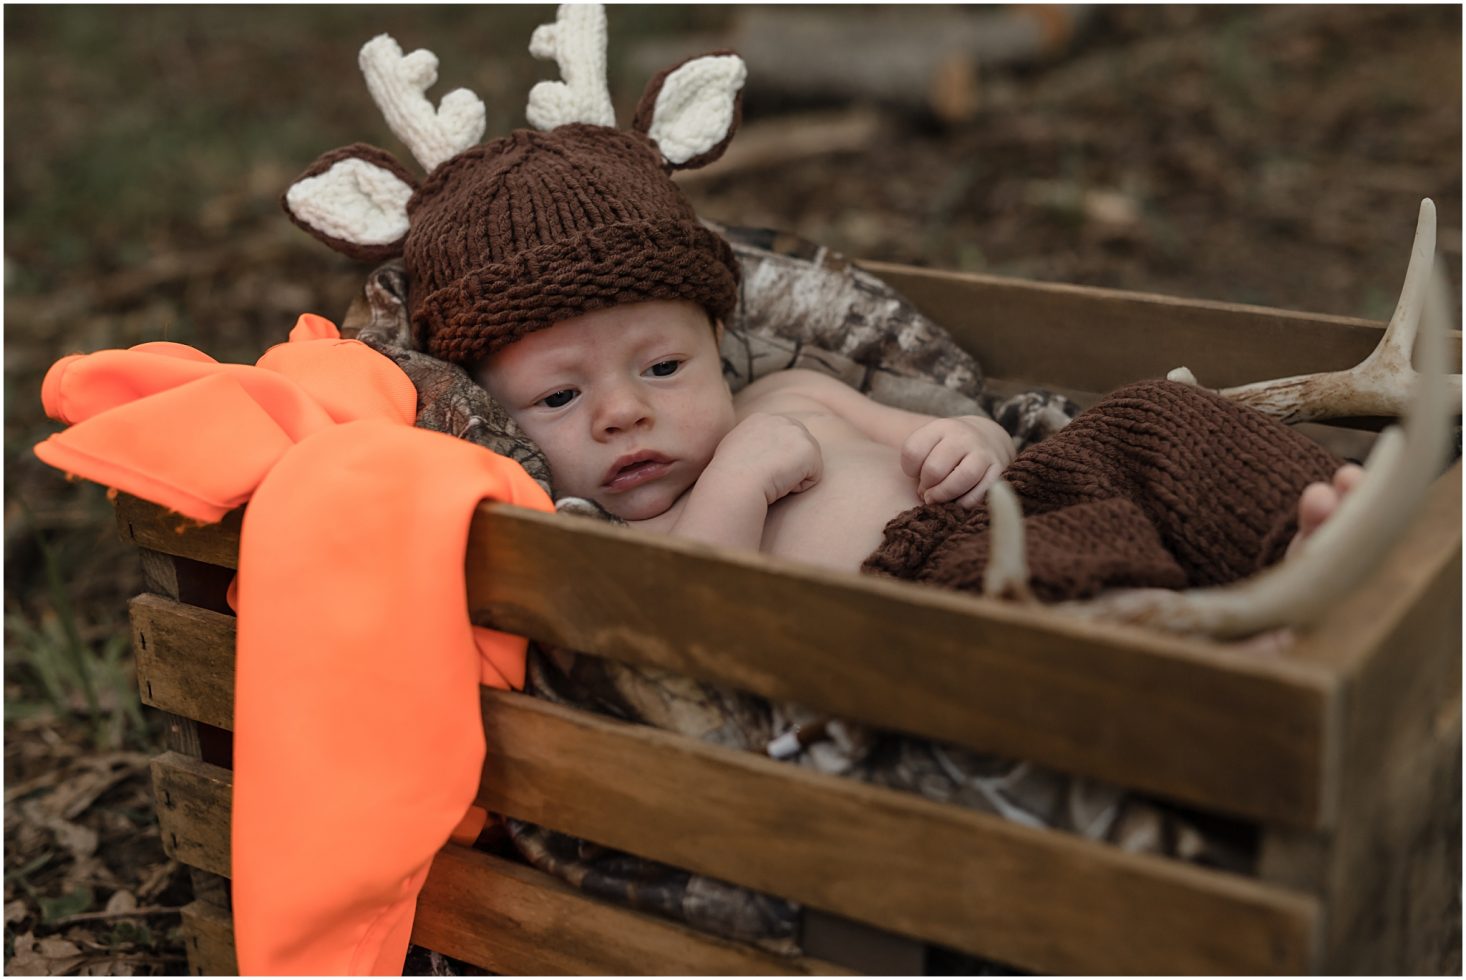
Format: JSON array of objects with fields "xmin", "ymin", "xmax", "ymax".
[
  {"xmin": 673, "ymin": 107, "xmax": 885, "ymax": 187},
  {"xmin": 48, "ymin": 905, "xmax": 182, "ymax": 927}
]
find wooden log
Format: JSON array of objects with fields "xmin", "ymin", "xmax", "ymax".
[
  {"xmin": 631, "ymin": 7, "xmax": 1094, "ymax": 124},
  {"xmin": 674, "ymin": 109, "xmax": 885, "ymax": 188}
]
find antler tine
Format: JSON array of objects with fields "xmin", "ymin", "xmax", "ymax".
[
  {"xmin": 526, "ymin": 4, "xmax": 616, "ymax": 131},
  {"xmin": 1051, "ymin": 234, "xmax": 1456, "ymax": 639},
  {"xmin": 1202, "ymin": 199, "xmax": 1461, "ymax": 425},
  {"xmin": 982, "ymin": 481, "xmax": 1035, "ymax": 602},
  {"xmin": 359, "ymin": 35, "xmax": 486, "ymax": 172}
]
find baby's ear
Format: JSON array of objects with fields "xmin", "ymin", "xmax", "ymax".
[
  {"xmin": 631, "ymin": 51, "xmax": 746, "ymax": 171},
  {"xmin": 282, "ymin": 143, "xmax": 420, "ymax": 261}
]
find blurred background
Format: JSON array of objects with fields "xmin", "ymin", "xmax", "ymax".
[{"xmin": 4, "ymin": 5, "xmax": 1461, "ymax": 973}]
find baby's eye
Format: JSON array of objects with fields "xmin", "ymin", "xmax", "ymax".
[
  {"xmin": 647, "ymin": 360, "xmax": 681, "ymax": 378},
  {"xmin": 540, "ymin": 389, "xmax": 577, "ymax": 409}
]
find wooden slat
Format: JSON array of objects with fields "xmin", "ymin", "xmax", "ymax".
[
  {"xmin": 1274, "ymin": 462, "xmax": 1462, "ymax": 830},
  {"xmin": 129, "ymin": 601, "xmax": 1325, "ymax": 969},
  {"xmin": 150, "ymin": 712, "xmax": 1318, "ymax": 977},
  {"xmin": 179, "ymin": 900, "xmax": 238, "ymax": 976},
  {"xmin": 129, "ymin": 550, "xmax": 1335, "ymax": 832},
  {"xmin": 133, "ymin": 595, "xmax": 235, "ymax": 731},
  {"xmin": 1255, "ymin": 466, "xmax": 1463, "ymax": 972},
  {"xmin": 468, "ymin": 504, "xmax": 1335, "ymax": 827},
  {"xmin": 153, "ymin": 752, "xmax": 232, "ymax": 877},
  {"xmin": 858, "ymin": 261, "xmax": 1464, "ymax": 393},
  {"xmin": 1290, "ymin": 462, "xmax": 1462, "ymax": 676},
  {"xmin": 148, "ymin": 753, "xmax": 848, "ymax": 976},
  {"xmin": 130, "ymin": 635, "xmax": 1322, "ymax": 969},
  {"xmin": 116, "ymin": 495, "xmax": 241, "ymax": 569},
  {"xmin": 415, "ymin": 845, "xmax": 853, "ymax": 975},
  {"xmin": 1311, "ymin": 467, "xmax": 1462, "ymax": 972},
  {"xmin": 471, "ymin": 690, "xmax": 1318, "ymax": 975}
]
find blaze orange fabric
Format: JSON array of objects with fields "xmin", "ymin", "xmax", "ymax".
[{"xmin": 34, "ymin": 316, "xmax": 554, "ymax": 974}]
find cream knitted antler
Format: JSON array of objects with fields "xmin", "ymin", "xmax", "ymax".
[
  {"xmin": 359, "ymin": 34, "xmax": 486, "ymax": 171},
  {"xmin": 526, "ymin": 4, "xmax": 616, "ymax": 130}
]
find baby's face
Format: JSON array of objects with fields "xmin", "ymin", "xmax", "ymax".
[{"xmin": 478, "ymin": 300, "xmax": 735, "ymax": 521}]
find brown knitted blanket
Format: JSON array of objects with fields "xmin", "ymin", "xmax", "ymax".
[{"xmin": 863, "ymin": 380, "xmax": 1344, "ymax": 600}]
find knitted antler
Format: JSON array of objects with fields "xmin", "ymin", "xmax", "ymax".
[
  {"xmin": 359, "ymin": 34, "xmax": 487, "ymax": 172},
  {"xmin": 526, "ymin": 4, "xmax": 616, "ymax": 130},
  {"xmin": 984, "ymin": 200, "xmax": 1457, "ymax": 639},
  {"xmin": 523, "ymin": 3, "xmax": 746, "ymax": 169},
  {"xmin": 284, "ymin": 34, "xmax": 488, "ymax": 259}
]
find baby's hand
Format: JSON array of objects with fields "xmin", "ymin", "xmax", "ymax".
[
  {"xmin": 901, "ymin": 415, "xmax": 1015, "ymax": 508},
  {"xmin": 711, "ymin": 413, "xmax": 823, "ymax": 505}
]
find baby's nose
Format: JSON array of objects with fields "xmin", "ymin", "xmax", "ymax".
[{"xmin": 594, "ymin": 387, "xmax": 652, "ymax": 435}]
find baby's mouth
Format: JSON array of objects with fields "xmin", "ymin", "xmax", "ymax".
[{"xmin": 603, "ymin": 452, "xmax": 672, "ymax": 492}]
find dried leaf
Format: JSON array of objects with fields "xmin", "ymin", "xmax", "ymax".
[
  {"xmin": 21, "ymin": 799, "xmax": 99, "ymax": 862},
  {"xmin": 5, "ymin": 898, "xmax": 31, "ymax": 924},
  {"xmin": 54, "ymin": 754, "xmax": 148, "ymax": 821},
  {"xmin": 5, "ymin": 931, "xmax": 87, "ymax": 976},
  {"xmin": 104, "ymin": 889, "xmax": 137, "ymax": 914}
]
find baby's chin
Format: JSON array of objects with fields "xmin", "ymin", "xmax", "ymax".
[{"xmin": 592, "ymin": 483, "xmax": 684, "ymax": 523}]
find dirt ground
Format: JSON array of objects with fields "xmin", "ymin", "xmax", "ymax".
[{"xmin": 4, "ymin": 5, "xmax": 1461, "ymax": 974}]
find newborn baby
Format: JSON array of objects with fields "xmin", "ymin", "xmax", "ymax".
[
  {"xmin": 479, "ymin": 298, "xmax": 1013, "ymax": 571},
  {"xmin": 477, "ymin": 298, "xmax": 1355, "ymax": 576}
]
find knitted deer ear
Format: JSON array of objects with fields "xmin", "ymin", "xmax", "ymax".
[
  {"xmin": 283, "ymin": 33, "xmax": 487, "ymax": 260},
  {"xmin": 632, "ymin": 51, "xmax": 746, "ymax": 171},
  {"xmin": 282, "ymin": 144, "xmax": 419, "ymax": 262}
]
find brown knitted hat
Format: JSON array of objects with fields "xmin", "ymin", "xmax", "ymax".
[
  {"xmin": 282, "ymin": 6, "xmax": 746, "ymax": 367},
  {"xmin": 406, "ymin": 125, "xmax": 739, "ymax": 365}
]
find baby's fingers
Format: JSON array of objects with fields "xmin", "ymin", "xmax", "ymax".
[
  {"xmin": 952, "ymin": 466, "xmax": 1003, "ymax": 509},
  {"xmin": 923, "ymin": 454, "xmax": 990, "ymax": 504},
  {"xmin": 917, "ymin": 440, "xmax": 968, "ymax": 497},
  {"xmin": 900, "ymin": 425, "xmax": 945, "ymax": 478}
]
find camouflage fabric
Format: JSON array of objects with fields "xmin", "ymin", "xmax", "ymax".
[{"xmin": 347, "ymin": 226, "xmax": 1236, "ymax": 961}]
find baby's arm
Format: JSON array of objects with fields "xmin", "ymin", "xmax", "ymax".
[
  {"xmin": 745, "ymin": 369, "xmax": 1015, "ymax": 506},
  {"xmin": 661, "ymin": 412, "xmax": 822, "ymax": 551}
]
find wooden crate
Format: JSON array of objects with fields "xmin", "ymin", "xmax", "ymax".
[{"xmin": 119, "ymin": 266, "xmax": 1462, "ymax": 975}]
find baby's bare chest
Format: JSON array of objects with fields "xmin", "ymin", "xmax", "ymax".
[{"xmin": 735, "ymin": 390, "xmax": 921, "ymax": 571}]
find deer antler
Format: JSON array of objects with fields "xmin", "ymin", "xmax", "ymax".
[
  {"xmin": 982, "ymin": 482, "xmax": 1034, "ymax": 602},
  {"xmin": 1169, "ymin": 199, "xmax": 1462, "ymax": 424},
  {"xmin": 986, "ymin": 200, "xmax": 1458, "ymax": 638},
  {"xmin": 359, "ymin": 35, "xmax": 486, "ymax": 172},
  {"xmin": 526, "ymin": 4, "xmax": 616, "ymax": 130}
]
